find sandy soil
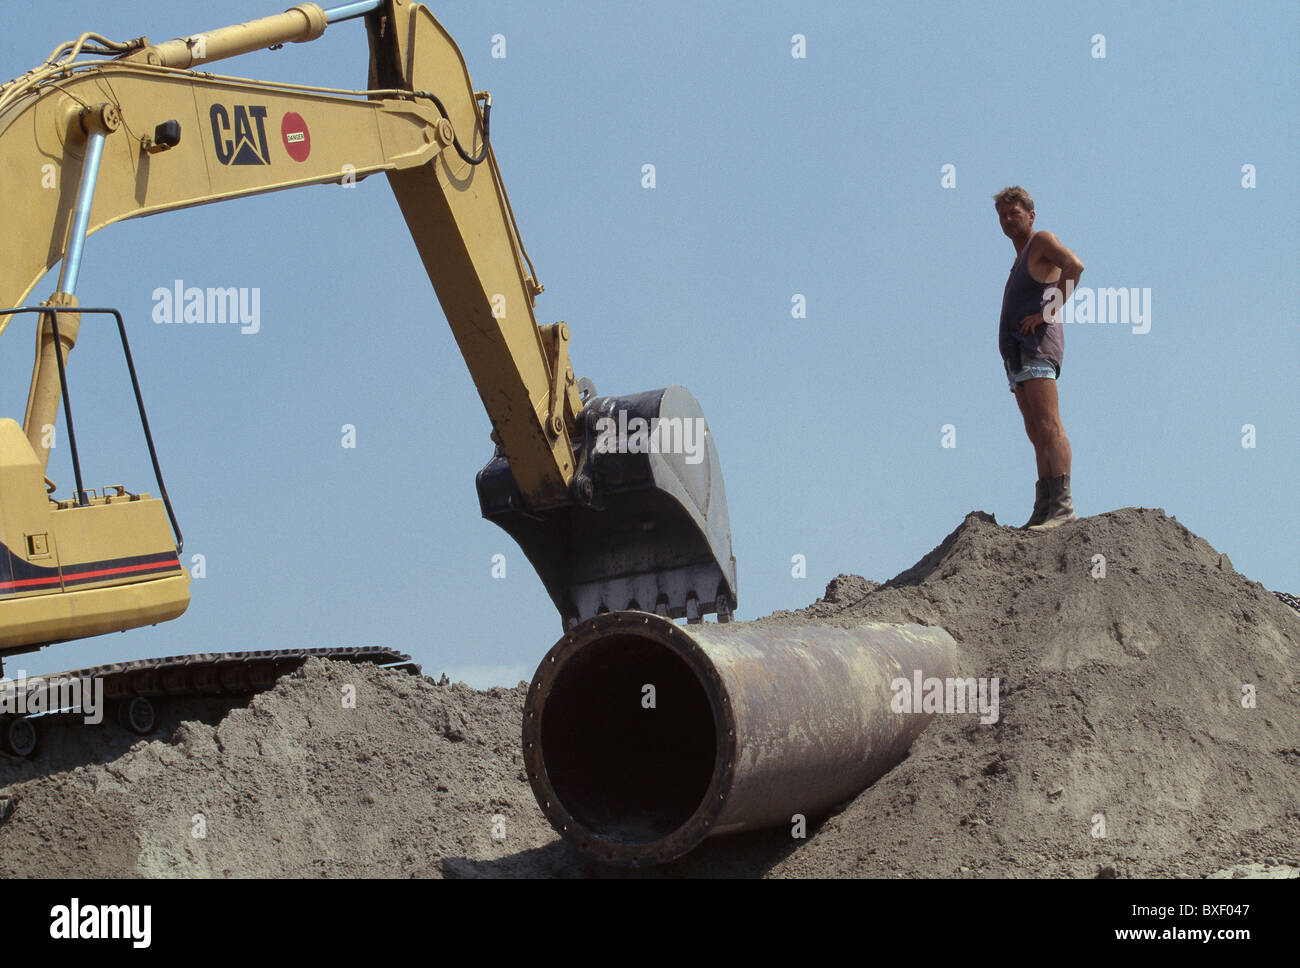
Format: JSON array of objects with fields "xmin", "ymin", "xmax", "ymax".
[{"xmin": 1, "ymin": 506, "xmax": 1296, "ymax": 878}]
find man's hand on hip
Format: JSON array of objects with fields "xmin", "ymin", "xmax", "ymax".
[{"xmin": 1019, "ymin": 311, "xmax": 1049, "ymax": 336}]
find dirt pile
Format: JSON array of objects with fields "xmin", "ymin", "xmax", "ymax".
[
  {"xmin": 0, "ymin": 664, "xmax": 556, "ymax": 877},
  {"xmin": 1, "ymin": 506, "xmax": 1296, "ymax": 877},
  {"xmin": 755, "ymin": 508, "xmax": 1299, "ymax": 877}
]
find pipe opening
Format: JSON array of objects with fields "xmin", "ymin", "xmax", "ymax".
[{"xmin": 539, "ymin": 632, "xmax": 717, "ymax": 844}]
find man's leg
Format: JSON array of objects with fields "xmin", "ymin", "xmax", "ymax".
[
  {"xmin": 1013, "ymin": 383, "xmax": 1049, "ymax": 527},
  {"xmin": 1014, "ymin": 384, "xmax": 1051, "ymax": 479},
  {"xmin": 1017, "ymin": 378, "xmax": 1070, "ymax": 477},
  {"xmin": 1017, "ymin": 377, "xmax": 1075, "ymax": 528}
]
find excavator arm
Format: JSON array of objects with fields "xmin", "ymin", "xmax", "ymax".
[{"xmin": 0, "ymin": 0, "xmax": 737, "ymax": 662}]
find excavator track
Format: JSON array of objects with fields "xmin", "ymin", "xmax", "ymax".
[{"xmin": 0, "ymin": 646, "xmax": 419, "ymax": 760}]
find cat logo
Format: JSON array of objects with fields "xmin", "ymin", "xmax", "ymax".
[{"xmin": 210, "ymin": 104, "xmax": 271, "ymax": 165}]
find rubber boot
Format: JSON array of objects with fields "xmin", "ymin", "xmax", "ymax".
[
  {"xmin": 1028, "ymin": 474, "xmax": 1076, "ymax": 531},
  {"xmin": 1019, "ymin": 478, "xmax": 1049, "ymax": 529}
]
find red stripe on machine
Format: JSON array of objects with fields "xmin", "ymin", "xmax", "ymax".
[{"xmin": 1, "ymin": 557, "xmax": 179, "ymax": 592}]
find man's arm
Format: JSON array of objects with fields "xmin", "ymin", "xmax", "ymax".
[{"xmin": 1020, "ymin": 231, "xmax": 1085, "ymax": 334}]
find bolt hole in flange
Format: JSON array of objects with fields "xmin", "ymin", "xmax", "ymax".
[
  {"xmin": 3, "ymin": 716, "xmax": 37, "ymax": 758},
  {"xmin": 116, "ymin": 696, "xmax": 157, "ymax": 735}
]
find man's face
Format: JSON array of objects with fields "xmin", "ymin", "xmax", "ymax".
[{"xmin": 997, "ymin": 202, "xmax": 1034, "ymax": 240}]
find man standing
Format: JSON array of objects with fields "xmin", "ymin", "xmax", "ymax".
[{"xmin": 994, "ymin": 186, "xmax": 1084, "ymax": 530}]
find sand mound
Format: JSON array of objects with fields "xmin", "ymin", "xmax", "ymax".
[
  {"xmin": 1, "ymin": 507, "xmax": 1296, "ymax": 878},
  {"xmin": 0, "ymin": 663, "xmax": 556, "ymax": 877},
  {"xmin": 755, "ymin": 508, "xmax": 1299, "ymax": 877}
]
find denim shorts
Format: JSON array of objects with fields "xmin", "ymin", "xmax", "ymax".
[{"xmin": 1005, "ymin": 355, "xmax": 1060, "ymax": 392}]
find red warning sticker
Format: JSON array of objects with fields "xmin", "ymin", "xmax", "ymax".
[{"xmin": 281, "ymin": 112, "xmax": 311, "ymax": 162}]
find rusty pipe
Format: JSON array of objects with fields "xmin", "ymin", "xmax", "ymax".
[{"xmin": 523, "ymin": 611, "xmax": 959, "ymax": 867}]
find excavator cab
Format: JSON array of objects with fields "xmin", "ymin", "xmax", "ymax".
[{"xmin": 477, "ymin": 385, "xmax": 738, "ymax": 629}]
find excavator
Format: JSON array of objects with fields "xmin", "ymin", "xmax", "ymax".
[{"xmin": 0, "ymin": 0, "xmax": 737, "ymax": 757}]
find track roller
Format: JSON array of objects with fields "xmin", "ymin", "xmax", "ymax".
[
  {"xmin": 117, "ymin": 696, "xmax": 157, "ymax": 735},
  {"xmin": 2, "ymin": 716, "xmax": 37, "ymax": 758}
]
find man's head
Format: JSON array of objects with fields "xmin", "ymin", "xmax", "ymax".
[{"xmin": 994, "ymin": 186, "xmax": 1035, "ymax": 240}]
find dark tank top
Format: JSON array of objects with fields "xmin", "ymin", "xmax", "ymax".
[{"xmin": 999, "ymin": 231, "xmax": 1064, "ymax": 367}]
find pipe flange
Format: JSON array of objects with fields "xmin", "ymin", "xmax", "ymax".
[{"xmin": 522, "ymin": 610, "xmax": 738, "ymax": 868}]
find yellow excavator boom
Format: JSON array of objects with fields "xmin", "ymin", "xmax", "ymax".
[{"xmin": 0, "ymin": 0, "xmax": 737, "ymax": 666}]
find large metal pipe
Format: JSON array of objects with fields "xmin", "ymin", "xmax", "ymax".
[{"xmin": 523, "ymin": 611, "xmax": 959, "ymax": 867}]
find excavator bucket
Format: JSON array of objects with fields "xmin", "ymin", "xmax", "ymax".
[{"xmin": 477, "ymin": 386, "xmax": 738, "ymax": 629}]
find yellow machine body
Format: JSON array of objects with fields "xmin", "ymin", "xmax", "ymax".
[
  {"xmin": 0, "ymin": 420, "xmax": 188, "ymax": 655},
  {"xmin": 0, "ymin": 0, "xmax": 737, "ymax": 667}
]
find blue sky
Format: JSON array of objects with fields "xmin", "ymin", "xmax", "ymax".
[{"xmin": 2, "ymin": 1, "xmax": 1296, "ymax": 686}]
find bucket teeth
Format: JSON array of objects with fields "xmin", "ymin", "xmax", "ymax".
[
  {"xmin": 589, "ymin": 591, "xmax": 712, "ymax": 622},
  {"xmin": 685, "ymin": 596, "xmax": 701, "ymax": 624}
]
